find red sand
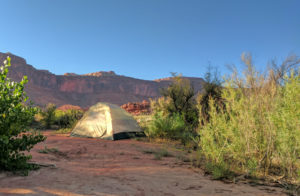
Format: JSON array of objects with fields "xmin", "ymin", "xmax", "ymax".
[{"xmin": 0, "ymin": 131, "xmax": 286, "ymax": 196}]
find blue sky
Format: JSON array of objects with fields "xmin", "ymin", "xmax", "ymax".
[{"xmin": 1, "ymin": 0, "xmax": 299, "ymax": 80}]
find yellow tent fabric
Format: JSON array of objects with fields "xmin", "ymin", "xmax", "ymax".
[{"xmin": 70, "ymin": 102, "xmax": 142, "ymax": 140}]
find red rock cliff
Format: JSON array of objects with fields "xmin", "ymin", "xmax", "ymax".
[{"xmin": 0, "ymin": 52, "xmax": 204, "ymax": 107}]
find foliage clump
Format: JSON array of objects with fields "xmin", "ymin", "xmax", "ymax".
[
  {"xmin": 141, "ymin": 53, "xmax": 300, "ymax": 188},
  {"xmin": 147, "ymin": 112, "xmax": 186, "ymax": 140},
  {"xmin": 40, "ymin": 103, "xmax": 56, "ymax": 129},
  {"xmin": 160, "ymin": 74, "xmax": 198, "ymax": 129},
  {"xmin": 38, "ymin": 103, "xmax": 83, "ymax": 131},
  {"xmin": 198, "ymin": 67, "xmax": 224, "ymax": 124},
  {"xmin": 197, "ymin": 53, "xmax": 300, "ymax": 183},
  {"xmin": 147, "ymin": 74, "xmax": 198, "ymax": 145},
  {"xmin": 0, "ymin": 57, "xmax": 46, "ymax": 174},
  {"xmin": 54, "ymin": 109, "xmax": 83, "ymax": 129}
]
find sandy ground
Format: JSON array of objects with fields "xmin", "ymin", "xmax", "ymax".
[{"xmin": 0, "ymin": 131, "xmax": 287, "ymax": 196}]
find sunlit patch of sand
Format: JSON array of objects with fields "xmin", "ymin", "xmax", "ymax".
[
  {"xmin": 35, "ymin": 187, "xmax": 118, "ymax": 196},
  {"xmin": 0, "ymin": 188, "xmax": 36, "ymax": 194},
  {"xmin": 36, "ymin": 187, "xmax": 84, "ymax": 196}
]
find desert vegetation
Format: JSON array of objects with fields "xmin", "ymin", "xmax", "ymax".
[
  {"xmin": 0, "ymin": 57, "xmax": 83, "ymax": 174},
  {"xmin": 198, "ymin": 54, "xmax": 300, "ymax": 183},
  {"xmin": 35, "ymin": 103, "xmax": 84, "ymax": 133},
  {"xmin": 1, "ymin": 53, "xmax": 299, "ymax": 194},
  {"xmin": 0, "ymin": 57, "xmax": 46, "ymax": 175},
  {"xmin": 146, "ymin": 74, "xmax": 198, "ymax": 146},
  {"xmin": 141, "ymin": 53, "xmax": 300, "ymax": 190}
]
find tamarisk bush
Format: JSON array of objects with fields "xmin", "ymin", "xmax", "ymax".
[{"xmin": 198, "ymin": 53, "xmax": 300, "ymax": 183}]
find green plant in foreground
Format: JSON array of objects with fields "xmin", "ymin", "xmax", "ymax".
[{"xmin": 0, "ymin": 57, "xmax": 46, "ymax": 174}]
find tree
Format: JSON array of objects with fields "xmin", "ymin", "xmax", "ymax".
[
  {"xmin": 0, "ymin": 56, "xmax": 46, "ymax": 174},
  {"xmin": 161, "ymin": 73, "xmax": 198, "ymax": 129}
]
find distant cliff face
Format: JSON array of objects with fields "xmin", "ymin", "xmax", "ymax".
[{"xmin": 0, "ymin": 52, "xmax": 204, "ymax": 107}]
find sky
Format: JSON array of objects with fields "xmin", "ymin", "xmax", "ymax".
[{"xmin": 0, "ymin": 0, "xmax": 299, "ymax": 80}]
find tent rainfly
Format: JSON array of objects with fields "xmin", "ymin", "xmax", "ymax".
[{"xmin": 70, "ymin": 102, "xmax": 143, "ymax": 140}]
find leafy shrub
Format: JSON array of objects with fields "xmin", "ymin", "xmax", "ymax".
[
  {"xmin": 271, "ymin": 71, "xmax": 300, "ymax": 180},
  {"xmin": 198, "ymin": 54, "xmax": 300, "ymax": 183},
  {"xmin": 38, "ymin": 105, "xmax": 84, "ymax": 130},
  {"xmin": 198, "ymin": 67, "xmax": 224, "ymax": 124},
  {"xmin": 147, "ymin": 75, "xmax": 198, "ymax": 146},
  {"xmin": 160, "ymin": 74, "xmax": 199, "ymax": 129},
  {"xmin": 149, "ymin": 97, "xmax": 170, "ymax": 116},
  {"xmin": 40, "ymin": 103, "xmax": 56, "ymax": 129},
  {"xmin": 134, "ymin": 114, "xmax": 152, "ymax": 132},
  {"xmin": 0, "ymin": 57, "xmax": 46, "ymax": 174},
  {"xmin": 54, "ymin": 109, "xmax": 83, "ymax": 129},
  {"xmin": 146, "ymin": 112, "xmax": 187, "ymax": 140}
]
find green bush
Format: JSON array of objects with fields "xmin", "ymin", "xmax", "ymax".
[
  {"xmin": 271, "ymin": 71, "xmax": 300, "ymax": 180},
  {"xmin": 39, "ymin": 105, "xmax": 83, "ymax": 130},
  {"xmin": 149, "ymin": 97, "xmax": 170, "ymax": 116},
  {"xmin": 146, "ymin": 112, "xmax": 186, "ymax": 140},
  {"xmin": 134, "ymin": 114, "xmax": 152, "ymax": 132},
  {"xmin": 0, "ymin": 57, "xmax": 46, "ymax": 174},
  {"xmin": 54, "ymin": 109, "xmax": 83, "ymax": 128},
  {"xmin": 160, "ymin": 74, "xmax": 198, "ymax": 129},
  {"xmin": 198, "ymin": 67, "xmax": 224, "ymax": 124},
  {"xmin": 40, "ymin": 103, "xmax": 56, "ymax": 129},
  {"xmin": 198, "ymin": 54, "xmax": 300, "ymax": 183},
  {"xmin": 147, "ymin": 74, "xmax": 198, "ymax": 145}
]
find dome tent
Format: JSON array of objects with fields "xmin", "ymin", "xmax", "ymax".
[{"xmin": 70, "ymin": 102, "xmax": 143, "ymax": 140}]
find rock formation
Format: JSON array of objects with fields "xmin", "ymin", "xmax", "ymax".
[
  {"xmin": 0, "ymin": 52, "xmax": 205, "ymax": 107},
  {"xmin": 82, "ymin": 71, "xmax": 116, "ymax": 77},
  {"xmin": 121, "ymin": 100, "xmax": 151, "ymax": 115}
]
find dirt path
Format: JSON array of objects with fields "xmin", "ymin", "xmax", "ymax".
[{"xmin": 0, "ymin": 131, "xmax": 286, "ymax": 196}]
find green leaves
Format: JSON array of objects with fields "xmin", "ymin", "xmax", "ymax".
[
  {"xmin": 160, "ymin": 74, "xmax": 198, "ymax": 129},
  {"xmin": 0, "ymin": 56, "xmax": 46, "ymax": 174},
  {"xmin": 198, "ymin": 59, "xmax": 300, "ymax": 183},
  {"xmin": 148, "ymin": 74, "xmax": 198, "ymax": 145},
  {"xmin": 40, "ymin": 103, "xmax": 57, "ymax": 129}
]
